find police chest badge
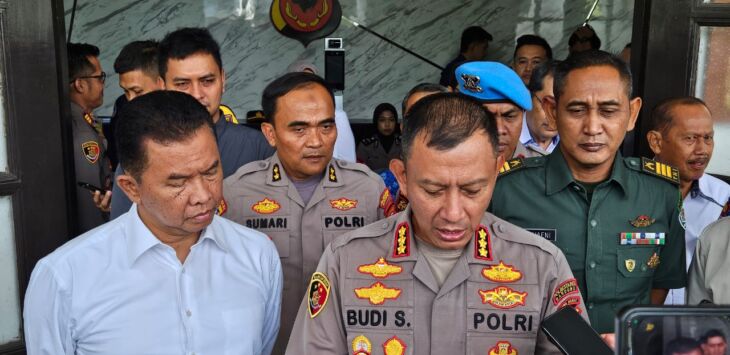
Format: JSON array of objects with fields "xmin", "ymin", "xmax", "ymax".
[
  {"xmin": 81, "ymin": 141, "xmax": 100, "ymax": 164},
  {"xmin": 330, "ymin": 197, "xmax": 357, "ymax": 211},
  {"xmin": 308, "ymin": 272, "xmax": 330, "ymax": 318},
  {"xmin": 215, "ymin": 199, "xmax": 228, "ymax": 216},
  {"xmin": 478, "ymin": 286, "xmax": 527, "ymax": 309},
  {"xmin": 382, "ymin": 336, "xmax": 406, "ymax": 355},
  {"xmin": 354, "ymin": 281, "xmax": 401, "ymax": 305},
  {"xmin": 482, "ymin": 261, "xmax": 523, "ymax": 283},
  {"xmin": 352, "ymin": 335, "xmax": 372, "ymax": 355},
  {"xmin": 489, "ymin": 341, "xmax": 517, "ymax": 355},
  {"xmin": 251, "ymin": 198, "xmax": 281, "ymax": 214},
  {"xmin": 358, "ymin": 257, "xmax": 402, "ymax": 278}
]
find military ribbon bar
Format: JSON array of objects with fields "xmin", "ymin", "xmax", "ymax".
[{"xmin": 620, "ymin": 232, "xmax": 666, "ymax": 245}]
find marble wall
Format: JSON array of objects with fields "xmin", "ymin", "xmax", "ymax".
[{"xmin": 64, "ymin": 0, "xmax": 634, "ymax": 121}]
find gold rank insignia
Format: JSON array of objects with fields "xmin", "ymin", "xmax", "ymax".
[
  {"xmin": 328, "ymin": 164, "xmax": 338, "ymax": 182},
  {"xmin": 625, "ymin": 259, "xmax": 636, "ymax": 272},
  {"xmin": 354, "ymin": 281, "xmax": 402, "ymax": 305},
  {"xmin": 81, "ymin": 141, "xmax": 100, "ymax": 164},
  {"xmin": 358, "ymin": 257, "xmax": 403, "ymax": 278},
  {"xmin": 308, "ymin": 272, "xmax": 330, "ymax": 318},
  {"xmin": 392, "ymin": 223, "xmax": 410, "ymax": 258},
  {"xmin": 552, "ymin": 278, "xmax": 579, "ymax": 305},
  {"xmin": 647, "ymin": 252, "xmax": 660, "ymax": 269},
  {"xmin": 382, "ymin": 336, "xmax": 406, "ymax": 355},
  {"xmin": 215, "ymin": 199, "xmax": 228, "ymax": 216},
  {"xmin": 251, "ymin": 198, "xmax": 281, "ymax": 214},
  {"xmin": 641, "ymin": 157, "xmax": 680, "ymax": 184},
  {"xmin": 489, "ymin": 341, "xmax": 518, "ymax": 355},
  {"xmin": 478, "ymin": 286, "xmax": 527, "ymax": 309},
  {"xmin": 482, "ymin": 261, "xmax": 523, "ymax": 283},
  {"xmin": 352, "ymin": 335, "xmax": 372, "ymax": 355},
  {"xmin": 330, "ymin": 197, "xmax": 358, "ymax": 211},
  {"xmin": 379, "ymin": 189, "xmax": 391, "ymax": 208},
  {"xmin": 272, "ymin": 164, "xmax": 281, "ymax": 182},
  {"xmin": 498, "ymin": 158, "xmax": 524, "ymax": 176},
  {"xmin": 630, "ymin": 215, "xmax": 656, "ymax": 228},
  {"xmin": 474, "ymin": 225, "xmax": 493, "ymax": 261}
]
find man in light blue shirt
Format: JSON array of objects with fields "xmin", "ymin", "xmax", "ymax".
[
  {"xmin": 24, "ymin": 91, "xmax": 282, "ymax": 355},
  {"xmin": 520, "ymin": 60, "xmax": 560, "ymax": 155},
  {"xmin": 645, "ymin": 96, "xmax": 730, "ymax": 304}
]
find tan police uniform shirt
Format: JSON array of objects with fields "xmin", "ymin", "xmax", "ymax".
[
  {"xmin": 222, "ymin": 154, "xmax": 395, "ymax": 353},
  {"xmin": 286, "ymin": 207, "xmax": 588, "ymax": 355},
  {"xmin": 687, "ymin": 216, "xmax": 730, "ymax": 304}
]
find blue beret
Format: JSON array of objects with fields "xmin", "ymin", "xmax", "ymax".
[{"xmin": 455, "ymin": 61, "xmax": 532, "ymax": 111}]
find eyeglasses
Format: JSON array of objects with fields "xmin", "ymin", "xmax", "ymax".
[{"xmin": 74, "ymin": 71, "xmax": 106, "ymax": 84}]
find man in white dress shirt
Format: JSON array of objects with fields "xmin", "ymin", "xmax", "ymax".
[
  {"xmin": 24, "ymin": 91, "xmax": 282, "ymax": 354},
  {"xmin": 645, "ymin": 96, "xmax": 730, "ymax": 304}
]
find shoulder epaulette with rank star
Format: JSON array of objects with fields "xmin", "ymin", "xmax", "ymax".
[
  {"xmin": 499, "ymin": 158, "xmax": 524, "ymax": 176},
  {"xmin": 640, "ymin": 157, "xmax": 680, "ymax": 185}
]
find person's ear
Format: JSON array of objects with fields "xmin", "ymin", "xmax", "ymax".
[
  {"xmin": 390, "ymin": 159, "xmax": 407, "ymax": 199},
  {"xmin": 116, "ymin": 172, "xmax": 141, "ymax": 205},
  {"xmin": 155, "ymin": 76, "xmax": 165, "ymax": 90},
  {"xmin": 221, "ymin": 69, "xmax": 226, "ymax": 94},
  {"xmin": 646, "ymin": 130, "xmax": 663, "ymax": 156},
  {"xmin": 627, "ymin": 97, "xmax": 643, "ymax": 132},
  {"xmin": 70, "ymin": 78, "xmax": 85, "ymax": 94},
  {"xmin": 260, "ymin": 122, "xmax": 277, "ymax": 148}
]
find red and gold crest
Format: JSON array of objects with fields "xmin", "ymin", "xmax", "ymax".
[
  {"xmin": 382, "ymin": 336, "xmax": 406, "ymax": 355},
  {"xmin": 358, "ymin": 257, "xmax": 402, "ymax": 278},
  {"xmin": 482, "ymin": 261, "xmax": 523, "ymax": 283},
  {"xmin": 392, "ymin": 222, "xmax": 410, "ymax": 258},
  {"xmin": 308, "ymin": 272, "xmax": 330, "ymax": 318},
  {"xmin": 270, "ymin": 0, "xmax": 342, "ymax": 47},
  {"xmin": 251, "ymin": 198, "xmax": 281, "ymax": 214},
  {"xmin": 552, "ymin": 278, "xmax": 579, "ymax": 305},
  {"xmin": 478, "ymin": 286, "xmax": 527, "ymax": 309},
  {"xmin": 330, "ymin": 197, "xmax": 358, "ymax": 211},
  {"xmin": 354, "ymin": 281, "xmax": 401, "ymax": 305},
  {"xmin": 489, "ymin": 341, "xmax": 518, "ymax": 355},
  {"xmin": 81, "ymin": 141, "xmax": 100, "ymax": 164}
]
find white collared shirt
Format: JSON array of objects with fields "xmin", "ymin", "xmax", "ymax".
[
  {"xmin": 520, "ymin": 113, "xmax": 559, "ymax": 154},
  {"xmin": 24, "ymin": 204, "xmax": 282, "ymax": 355},
  {"xmin": 665, "ymin": 173, "xmax": 730, "ymax": 305}
]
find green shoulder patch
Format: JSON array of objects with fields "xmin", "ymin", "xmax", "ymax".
[
  {"xmin": 640, "ymin": 157, "xmax": 680, "ymax": 184},
  {"xmin": 499, "ymin": 158, "xmax": 524, "ymax": 176}
]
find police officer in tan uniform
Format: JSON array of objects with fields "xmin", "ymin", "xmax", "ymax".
[
  {"xmin": 223, "ymin": 72, "xmax": 395, "ymax": 354},
  {"xmin": 67, "ymin": 43, "xmax": 112, "ymax": 233},
  {"xmin": 286, "ymin": 93, "xmax": 587, "ymax": 354}
]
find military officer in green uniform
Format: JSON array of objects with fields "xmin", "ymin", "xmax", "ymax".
[
  {"xmin": 490, "ymin": 50, "xmax": 686, "ymax": 333},
  {"xmin": 286, "ymin": 93, "xmax": 588, "ymax": 354}
]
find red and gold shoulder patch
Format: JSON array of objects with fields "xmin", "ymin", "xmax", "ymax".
[
  {"xmin": 352, "ymin": 335, "xmax": 372, "ymax": 355},
  {"xmin": 474, "ymin": 225, "xmax": 493, "ymax": 261},
  {"xmin": 251, "ymin": 198, "xmax": 281, "ymax": 214},
  {"xmin": 330, "ymin": 197, "xmax": 358, "ymax": 211},
  {"xmin": 382, "ymin": 335, "xmax": 407, "ymax": 355},
  {"xmin": 392, "ymin": 222, "xmax": 410, "ymax": 258},
  {"xmin": 215, "ymin": 199, "xmax": 228, "ymax": 216},
  {"xmin": 558, "ymin": 295, "xmax": 583, "ymax": 314},
  {"xmin": 358, "ymin": 257, "xmax": 403, "ymax": 278},
  {"xmin": 552, "ymin": 278, "xmax": 579, "ymax": 305},
  {"xmin": 308, "ymin": 272, "xmax": 330, "ymax": 318},
  {"xmin": 482, "ymin": 261, "xmax": 523, "ymax": 283},
  {"xmin": 81, "ymin": 141, "xmax": 100, "ymax": 164},
  {"xmin": 272, "ymin": 164, "xmax": 281, "ymax": 182},
  {"xmin": 478, "ymin": 286, "xmax": 527, "ymax": 309},
  {"xmin": 379, "ymin": 188, "xmax": 396, "ymax": 216},
  {"xmin": 489, "ymin": 341, "xmax": 518, "ymax": 355},
  {"xmin": 328, "ymin": 164, "xmax": 338, "ymax": 182},
  {"xmin": 354, "ymin": 281, "xmax": 401, "ymax": 305}
]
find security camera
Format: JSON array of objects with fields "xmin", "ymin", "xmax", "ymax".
[{"xmin": 325, "ymin": 38, "xmax": 343, "ymax": 50}]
